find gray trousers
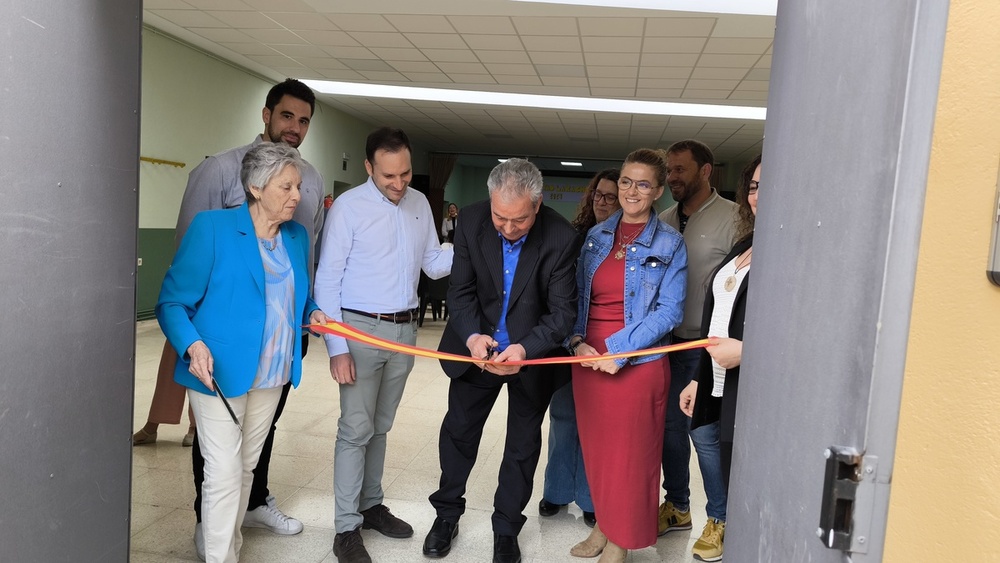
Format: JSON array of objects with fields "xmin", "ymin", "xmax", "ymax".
[{"xmin": 334, "ymin": 310, "xmax": 416, "ymax": 533}]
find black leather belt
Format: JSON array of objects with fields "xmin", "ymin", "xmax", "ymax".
[{"xmin": 342, "ymin": 308, "xmax": 418, "ymax": 324}]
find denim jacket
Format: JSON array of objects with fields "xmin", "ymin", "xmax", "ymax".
[{"xmin": 570, "ymin": 209, "xmax": 687, "ymax": 367}]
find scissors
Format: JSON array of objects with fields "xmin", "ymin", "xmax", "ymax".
[{"xmin": 481, "ymin": 343, "xmax": 498, "ymax": 372}]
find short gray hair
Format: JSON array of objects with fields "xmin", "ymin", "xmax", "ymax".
[
  {"xmin": 487, "ymin": 158, "xmax": 543, "ymax": 204},
  {"xmin": 240, "ymin": 143, "xmax": 304, "ymax": 202}
]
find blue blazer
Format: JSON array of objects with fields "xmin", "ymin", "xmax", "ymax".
[{"xmin": 156, "ymin": 203, "xmax": 318, "ymax": 397}]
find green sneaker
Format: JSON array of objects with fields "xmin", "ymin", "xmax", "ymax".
[
  {"xmin": 692, "ymin": 518, "xmax": 725, "ymax": 562},
  {"xmin": 656, "ymin": 501, "xmax": 693, "ymax": 536}
]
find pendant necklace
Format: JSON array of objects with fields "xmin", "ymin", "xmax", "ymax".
[
  {"xmin": 724, "ymin": 248, "xmax": 752, "ymax": 291},
  {"xmin": 614, "ymin": 223, "xmax": 644, "ymax": 260},
  {"xmin": 259, "ymin": 236, "xmax": 277, "ymax": 251}
]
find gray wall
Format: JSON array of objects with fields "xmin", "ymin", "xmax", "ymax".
[
  {"xmin": 728, "ymin": 1, "xmax": 948, "ymax": 561},
  {"xmin": 0, "ymin": 1, "xmax": 141, "ymax": 561}
]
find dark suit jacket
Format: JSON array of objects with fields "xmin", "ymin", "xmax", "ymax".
[
  {"xmin": 691, "ymin": 235, "xmax": 752, "ymax": 443},
  {"xmin": 438, "ymin": 199, "xmax": 579, "ymax": 403}
]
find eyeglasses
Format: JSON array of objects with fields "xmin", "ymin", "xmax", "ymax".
[
  {"xmin": 593, "ymin": 192, "xmax": 618, "ymax": 204},
  {"xmin": 748, "ymin": 181, "xmax": 760, "ymax": 195},
  {"xmin": 618, "ymin": 177, "xmax": 658, "ymax": 194}
]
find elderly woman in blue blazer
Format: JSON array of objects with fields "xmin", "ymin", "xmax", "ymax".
[{"xmin": 157, "ymin": 143, "xmax": 326, "ymax": 563}]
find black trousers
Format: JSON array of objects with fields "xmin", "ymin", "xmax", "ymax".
[
  {"xmin": 428, "ymin": 367, "xmax": 550, "ymax": 537},
  {"xmin": 192, "ymin": 335, "xmax": 307, "ymax": 521}
]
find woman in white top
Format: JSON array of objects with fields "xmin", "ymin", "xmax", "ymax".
[
  {"xmin": 679, "ymin": 154, "xmax": 760, "ymax": 488},
  {"xmin": 440, "ymin": 202, "xmax": 458, "ymax": 242}
]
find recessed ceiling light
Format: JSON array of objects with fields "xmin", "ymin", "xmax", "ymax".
[
  {"xmin": 300, "ymin": 80, "xmax": 766, "ymax": 121},
  {"xmin": 511, "ymin": 0, "xmax": 777, "ymax": 16},
  {"xmin": 561, "ymin": 161, "xmax": 583, "ymax": 167}
]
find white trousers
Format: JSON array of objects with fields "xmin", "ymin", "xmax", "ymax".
[{"xmin": 188, "ymin": 386, "xmax": 282, "ymax": 563}]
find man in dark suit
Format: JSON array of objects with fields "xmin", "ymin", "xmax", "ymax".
[{"xmin": 422, "ymin": 158, "xmax": 579, "ymax": 563}]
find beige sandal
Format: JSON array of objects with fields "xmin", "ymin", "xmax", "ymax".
[
  {"xmin": 132, "ymin": 428, "xmax": 157, "ymax": 445},
  {"xmin": 570, "ymin": 523, "xmax": 608, "ymax": 558}
]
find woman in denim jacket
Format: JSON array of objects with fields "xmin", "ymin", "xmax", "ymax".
[{"xmin": 566, "ymin": 149, "xmax": 687, "ymax": 562}]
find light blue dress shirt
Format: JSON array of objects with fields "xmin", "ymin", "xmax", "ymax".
[{"xmin": 314, "ymin": 178, "xmax": 453, "ymax": 356}]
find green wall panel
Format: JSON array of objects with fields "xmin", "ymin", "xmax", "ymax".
[{"xmin": 137, "ymin": 228, "xmax": 175, "ymax": 320}]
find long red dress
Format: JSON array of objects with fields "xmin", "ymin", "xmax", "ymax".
[{"xmin": 572, "ymin": 222, "xmax": 670, "ymax": 549}]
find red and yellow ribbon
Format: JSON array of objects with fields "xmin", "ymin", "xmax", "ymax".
[{"xmin": 307, "ymin": 321, "xmax": 713, "ymax": 366}]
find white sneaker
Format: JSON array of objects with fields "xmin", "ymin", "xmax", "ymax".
[
  {"xmin": 243, "ymin": 495, "xmax": 304, "ymax": 535},
  {"xmin": 194, "ymin": 522, "xmax": 206, "ymax": 561}
]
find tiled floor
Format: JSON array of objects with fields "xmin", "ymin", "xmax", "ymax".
[{"xmin": 130, "ymin": 320, "xmax": 708, "ymax": 562}]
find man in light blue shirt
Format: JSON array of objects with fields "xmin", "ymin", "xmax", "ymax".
[{"xmin": 314, "ymin": 127, "xmax": 452, "ymax": 563}]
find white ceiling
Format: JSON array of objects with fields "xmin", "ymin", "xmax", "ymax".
[{"xmin": 143, "ymin": 0, "xmax": 772, "ymax": 164}]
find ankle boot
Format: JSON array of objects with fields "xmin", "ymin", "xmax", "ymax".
[
  {"xmin": 570, "ymin": 523, "xmax": 608, "ymax": 558},
  {"xmin": 597, "ymin": 540, "xmax": 627, "ymax": 563}
]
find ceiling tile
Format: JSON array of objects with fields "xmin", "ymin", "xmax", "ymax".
[
  {"xmin": 295, "ymin": 30, "xmax": 358, "ymax": 46},
  {"xmin": 711, "ymin": 14, "xmax": 775, "ymax": 38},
  {"xmin": 642, "ymin": 37, "xmax": 706, "ymax": 54},
  {"xmin": 282, "ymin": 67, "xmax": 324, "ymax": 79},
  {"xmin": 190, "ymin": 27, "xmax": 255, "ymax": 42},
  {"xmin": 584, "ymin": 52, "xmax": 639, "ymax": 66},
  {"xmin": 521, "ymin": 36, "xmax": 581, "ymax": 52},
  {"xmin": 692, "ymin": 67, "xmax": 749, "ymax": 79},
  {"xmin": 476, "ymin": 50, "xmax": 531, "ymax": 64},
  {"xmin": 322, "ymin": 46, "xmax": 378, "ymax": 59},
  {"xmin": 530, "ymin": 51, "xmax": 584, "ymax": 65},
  {"xmin": 681, "ymin": 89, "xmax": 732, "ymax": 99},
  {"xmin": 183, "ymin": 0, "xmax": 253, "ymax": 9},
  {"xmin": 535, "ymin": 64, "xmax": 586, "ymax": 78},
  {"xmin": 448, "ymin": 15, "xmax": 515, "ymax": 35},
  {"xmin": 756, "ymin": 55, "xmax": 772, "ymax": 68},
  {"xmin": 744, "ymin": 68, "xmax": 770, "ymax": 81},
  {"xmin": 319, "ymin": 69, "xmax": 365, "ymax": 80},
  {"xmin": 512, "ymin": 16, "xmax": 578, "ymax": 36},
  {"xmin": 727, "ymin": 89, "xmax": 768, "ymax": 100},
  {"xmin": 342, "ymin": 59, "xmax": 396, "ymax": 71},
  {"xmin": 462, "ymin": 34, "xmax": 524, "ymax": 51},
  {"xmin": 589, "ymin": 77, "xmax": 635, "ymax": 89},
  {"xmin": 359, "ymin": 70, "xmax": 408, "ymax": 81},
  {"xmin": 369, "ymin": 48, "xmax": 428, "ymax": 61},
  {"xmin": 389, "ymin": 61, "xmax": 439, "ymax": 73},
  {"xmin": 206, "ymin": 10, "xmax": 278, "ymax": 28},
  {"xmin": 485, "ymin": 63, "xmax": 537, "ymax": 76},
  {"xmin": 406, "ymin": 33, "xmax": 467, "ymax": 50},
  {"xmin": 587, "ymin": 65, "xmax": 638, "ymax": 78},
  {"xmin": 150, "ymin": 9, "xmax": 227, "ymax": 27},
  {"xmin": 251, "ymin": 29, "xmax": 307, "ymax": 43},
  {"xmin": 296, "ymin": 56, "xmax": 348, "ymax": 70},
  {"xmin": 686, "ymin": 78, "xmax": 738, "ymax": 90},
  {"xmin": 704, "ymin": 37, "xmax": 772, "ymax": 54},
  {"xmin": 636, "ymin": 88, "xmax": 683, "ymax": 99},
  {"xmin": 217, "ymin": 42, "xmax": 278, "ymax": 56},
  {"xmin": 590, "ymin": 87, "xmax": 637, "ymax": 98},
  {"xmin": 401, "ymin": 72, "xmax": 453, "ymax": 83},
  {"xmin": 269, "ymin": 44, "xmax": 329, "ymax": 58},
  {"xmin": 264, "ymin": 12, "xmax": 339, "ymax": 30},
  {"xmin": 639, "ymin": 66, "xmax": 691, "ymax": 79},
  {"xmin": 246, "ymin": 54, "xmax": 297, "ymax": 67},
  {"xmin": 348, "ymin": 32, "xmax": 413, "ymax": 48},
  {"xmin": 541, "ymin": 77, "xmax": 588, "ymax": 87},
  {"xmin": 445, "ymin": 74, "xmax": 498, "ymax": 84},
  {"xmin": 496, "ymin": 75, "xmax": 543, "ymax": 86},
  {"xmin": 328, "ymin": 13, "xmax": 396, "ymax": 32},
  {"xmin": 640, "ymin": 53, "xmax": 699, "ymax": 67},
  {"xmin": 643, "ymin": 17, "xmax": 716, "ymax": 37},
  {"xmin": 582, "ymin": 36, "xmax": 641, "ymax": 53},
  {"xmin": 736, "ymin": 80, "xmax": 769, "ymax": 91},
  {"xmin": 437, "ymin": 62, "xmax": 489, "ymax": 74},
  {"xmin": 578, "ymin": 17, "xmax": 643, "ymax": 37},
  {"xmin": 144, "ymin": 0, "xmax": 195, "ymax": 8},
  {"xmin": 384, "ymin": 14, "xmax": 454, "ymax": 33},
  {"xmin": 243, "ymin": 0, "xmax": 312, "ymax": 10},
  {"xmin": 637, "ymin": 77, "xmax": 687, "ymax": 89},
  {"xmin": 697, "ymin": 54, "xmax": 759, "ymax": 67},
  {"xmin": 420, "ymin": 49, "xmax": 479, "ymax": 62}
]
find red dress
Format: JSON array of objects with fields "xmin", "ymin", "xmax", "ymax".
[{"xmin": 572, "ymin": 222, "xmax": 670, "ymax": 549}]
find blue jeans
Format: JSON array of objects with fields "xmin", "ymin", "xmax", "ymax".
[
  {"xmin": 542, "ymin": 380, "xmax": 594, "ymax": 512},
  {"xmin": 662, "ymin": 345, "xmax": 727, "ymax": 521}
]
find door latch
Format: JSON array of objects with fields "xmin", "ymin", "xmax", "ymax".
[{"xmin": 817, "ymin": 446, "xmax": 862, "ymax": 550}]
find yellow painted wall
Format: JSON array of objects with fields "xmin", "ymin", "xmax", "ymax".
[{"xmin": 885, "ymin": 1, "xmax": 1000, "ymax": 559}]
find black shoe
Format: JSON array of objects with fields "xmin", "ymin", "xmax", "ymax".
[
  {"xmin": 360, "ymin": 503, "xmax": 413, "ymax": 538},
  {"xmin": 422, "ymin": 516, "xmax": 459, "ymax": 558},
  {"xmin": 493, "ymin": 534, "xmax": 521, "ymax": 563},
  {"xmin": 333, "ymin": 528, "xmax": 372, "ymax": 563},
  {"xmin": 583, "ymin": 511, "xmax": 596, "ymax": 528},
  {"xmin": 538, "ymin": 499, "xmax": 565, "ymax": 517}
]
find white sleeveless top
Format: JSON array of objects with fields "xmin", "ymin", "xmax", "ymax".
[{"xmin": 707, "ymin": 255, "xmax": 749, "ymax": 397}]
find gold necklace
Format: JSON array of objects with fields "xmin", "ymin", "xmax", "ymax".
[
  {"xmin": 723, "ymin": 248, "xmax": 752, "ymax": 291},
  {"xmin": 614, "ymin": 223, "xmax": 645, "ymax": 260}
]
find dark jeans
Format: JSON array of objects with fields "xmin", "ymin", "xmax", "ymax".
[
  {"xmin": 193, "ymin": 335, "xmax": 307, "ymax": 521},
  {"xmin": 429, "ymin": 368, "xmax": 549, "ymax": 537}
]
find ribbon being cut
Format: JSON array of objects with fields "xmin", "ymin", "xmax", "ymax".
[{"xmin": 307, "ymin": 321, "xmax": 714, "ymax": 366}]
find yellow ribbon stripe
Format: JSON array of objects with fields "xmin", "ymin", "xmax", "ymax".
[{"xmin": 307, "ymin": 321, "xmax": 713, "ymax": 366}]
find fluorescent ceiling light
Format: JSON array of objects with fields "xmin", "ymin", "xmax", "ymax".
[
  {"xmin": 497, "ymin": 158, "xmax": 509, "ymax": 163},
  {"xmin": 301, "ymin": 80, "xmax": 766, "ymax": 121},
  {"xmin": 511, "ymin": 0, "xmax": 777, "ymax": 16},
  {"xmin": 561, "ymin": 161, "xmax": 583, "ymax": 167}
]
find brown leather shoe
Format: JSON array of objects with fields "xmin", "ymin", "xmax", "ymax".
[
  {"xmin": 360, "ymin": 504, "xmax": 413, "ymax": 538},
  {"xmin": 333, "ymin": 528, "xmax": 372, "ymax": 563}
]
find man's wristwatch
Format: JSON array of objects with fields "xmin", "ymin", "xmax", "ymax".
[{"xmin": 568, "ymin": 337, "xmax": 584, "ymax": 355}]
